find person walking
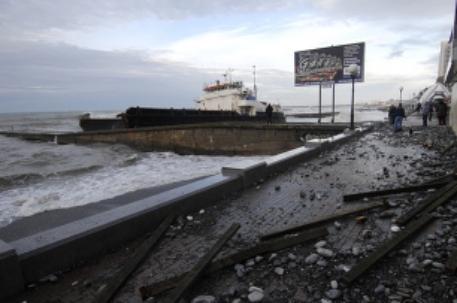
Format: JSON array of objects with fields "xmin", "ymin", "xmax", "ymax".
[
  {"xmin": 393, "ymin": 103, "xmax": 406, "ymax": 133},
  {"xmin": 421, "ymin": 102, "xmax": 430, "ymax": 126},
  {"xmin": 266, "ymin": 103, "xmax": 273, "ymax": 124},
  {"xmin": 388, "ymin": 104, "xmax": 396, "ymax": 124},
  {"xmin": 437, "ymin": 98, "xmax": 448, "ymax": 125},
  {"xmin": 428, "ymin": 101, "xmax": 434, "ymax": 121}
]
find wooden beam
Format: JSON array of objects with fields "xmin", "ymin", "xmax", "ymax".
[
  {"xmin": 161, "ymin": 223, "xmax": 240, "ymax": 303},
  {"xmin": 139, "ymin": 227, "xmax": 329, "ymax": 299},
  {"xmin": 396, "ymin": 181, "xmax": 457, "ymax": 225},
  {"xmin": 445, "ymin": 249, "xmax": 457, "ymax": 272},
  {"xmin": 91, "ymin": 215, "xmax": 174, "ymax": 303},
  {"xmin": 343, "ymin": 182, "xmax": 448, "ymax": 202},
  {"xmin": 260, "ymin": 202, "xmax": 385, "ymax": 241},
  {"xmin": 341, "ymin": 214, "xmax": 434, "ymax": 285}
]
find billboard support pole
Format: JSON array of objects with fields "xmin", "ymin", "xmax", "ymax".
[
  {"xmin": 350, "ymin": 76, "xmax": 355, "ymax": 130},
  {"xmin": 319, "ymin": 81, "xmax": 322, "ymax": 123},
  {"xmin": 332, "ymin": 82, "xmax": 335, "ymax": 123}
]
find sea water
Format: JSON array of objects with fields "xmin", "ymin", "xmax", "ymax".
[{"xmin": 0, "ymin": 106, "xmax": 386, "ymax": 227}]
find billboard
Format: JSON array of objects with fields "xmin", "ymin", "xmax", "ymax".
[{"xmin": 294, "ymin": 42, "xmax": 365, "ymax": 86}]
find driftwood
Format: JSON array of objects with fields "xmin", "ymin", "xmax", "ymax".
[
  {"xmin": 342, "ymin": 214, "xmax": 435, "ymax": 284},
  {"xmin": 91, "ymin": 215, "xmax": 174, "ymax": 303},
  {"xmin": 260, "ymin": 202, "xmax": 385, "ymax": 241},
  {"xmin": 161, "ymin": 223, "xmax": 240, "ymax": 303},
  {"xmin": 139, "ymin": 227, "xmax": 329, "ymax": 299}
]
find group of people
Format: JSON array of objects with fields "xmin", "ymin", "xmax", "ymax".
[
  {"xmin": 388, "ymin": 97, "xmax": 449, "ymax": 132},
  {"xmin": 419, "ymin": 98, "xmax": 448, "ymax": 126}
]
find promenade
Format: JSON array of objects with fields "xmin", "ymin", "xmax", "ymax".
[{"xmin": 4, "ymin": 112, "xmax": 457, "ymax": 303}]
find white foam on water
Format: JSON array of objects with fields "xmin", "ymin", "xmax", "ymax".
[{"xmin": 1, "ymin": 152, "xmax": 265, "ymax": 220}]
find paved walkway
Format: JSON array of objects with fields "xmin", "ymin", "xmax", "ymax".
[{"xmin": 5, "ymin": 112, "xmax": 457, "ymax": 303}]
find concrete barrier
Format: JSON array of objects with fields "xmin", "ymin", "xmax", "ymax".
[
  {"xmin": 7, "ymin": 174, "xmax": 242, "ymax": 286},
  {"xmin": 0, "ymin": 240, "xmax": 24, "ymax": 298}
]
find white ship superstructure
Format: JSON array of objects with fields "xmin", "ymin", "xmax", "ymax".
[{"xmin": 195, "ymin": 69, "xmax": 281, "ymax": 116}]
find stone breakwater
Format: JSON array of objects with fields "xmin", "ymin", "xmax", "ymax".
[{"xmin": 5, "ymin": 114, "xmax": 457, "ymax": 303}]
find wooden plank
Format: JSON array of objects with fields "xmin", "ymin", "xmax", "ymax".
[
  {"xmin": 343, "ymin": 182, "xmax": 448, "ymax": 202},
  {"xmin": 422, "ymin": 173, "xmax": 454, "ymax": 185},
  {"xmin": 91, "ymin": 215, "xmax": 174, "ymax": 303},
  {"xmin": 341, "ymin": 214, "xmax": 434, "ymax": 285},
  {"xmin": 396, "ymin": 181, "xmax": 457, "ymax": 225},
  {"xmin": 139, "ymin": 227, "xmax": 329, "ymax": 299},
  {"xmin": 259, "ymin": 202, "xmax": 385, "ymax": 241},
  {"xmin": 161, "ymin": 223, "xmax": 240, "ymax": 303}
]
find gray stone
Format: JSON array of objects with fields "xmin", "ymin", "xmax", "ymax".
[
  {"xmin": 248, "ymin": 291, "xmax": 264, "ymax": 302},
  {"xmin": 191, "ymin": 295, "xmax": 216, "ymax": 303},
  {"xmin": 317, "ymin": 247, "xmax": 333, "ymax": 258},
  {"xmin": 325, "ymin": 289, "xmax": 342, "ymax": 299},
  {"xmin": 274, "ymin": 267, "xmax": 284, "ymax": 276},
  {"xmin": 305, "ymin": 253, "xmax": 319, "ymax": 264},
  {"xmin": 374, "ymin": 284, "xmax": 385, "ymax": 294}
]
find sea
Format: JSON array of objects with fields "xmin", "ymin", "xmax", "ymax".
[{"xmin": 0, "ymin": 105, "xmax": 387, "ymax": 228}]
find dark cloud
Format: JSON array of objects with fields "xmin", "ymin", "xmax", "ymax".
[{"xmin": 0, "ymin": 40, "xmax": 207, "ymax": 112}]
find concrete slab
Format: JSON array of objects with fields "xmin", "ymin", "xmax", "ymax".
[
  {"xmin": 10, "ymin": 174, "xmax": 242, "ymax": 284},
  {"xmin": 221, "ymin": 160, "xmax": 268, "ymax": 188},
  {"xmin": 0, "ymin": 240, "xmax": 24, "ymax": 299}
]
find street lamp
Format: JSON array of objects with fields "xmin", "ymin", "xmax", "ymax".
[
  {"xmin": 348, "ymin": 64, "xmax": 360, "ymax": 130},
  {"xmin": 399, "ymin": 86, "xmax": 403, "ymax": 102}
]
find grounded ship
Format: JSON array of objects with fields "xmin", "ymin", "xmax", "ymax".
[{"xmin": 79, "ymin": 73, "xmax": 285, "ymax": 132}]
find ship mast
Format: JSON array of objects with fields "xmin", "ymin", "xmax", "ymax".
[{"xmin": 253, "ymin": 65, "xmax": 257, "ymax": 100}]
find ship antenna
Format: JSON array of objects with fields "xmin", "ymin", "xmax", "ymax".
[
  {"xmin": 253, "ymin": 65, "xmax": 257, "ymax": 101},
  {"xmin": 226, "ymin": 67, "xmax": 233, "ymax": 83}
]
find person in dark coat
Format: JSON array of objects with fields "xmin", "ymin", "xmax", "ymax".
[
  {"xmin": 437, "ymin": 98, "xmax": 448, "ymax": 125},
  {"xmin": 421, "ymin": 102, "xmax": 430, "ymax": 126},
  {"xmin": 388, "ymin": 104, "xmax": 396, "ymax": 124},
  {"xmin": 393, "ymin": 103, "xmax": 406, "ymax": 133},
  {"xmin": 266, "ymin": 103, "xmax": 273, "ymax": 124},
  {"xmin": 428, "ymin": 101, "xmax": 434, "ymax": 121}
]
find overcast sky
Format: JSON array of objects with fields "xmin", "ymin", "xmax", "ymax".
[{"xmin": 0, "ymin": 0, "xmax": 455, "ymax": 113}]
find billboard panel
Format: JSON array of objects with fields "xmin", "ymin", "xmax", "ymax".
[{"xmin": 294, "ymin": 42, "xmax": 365, "ymax": 86}]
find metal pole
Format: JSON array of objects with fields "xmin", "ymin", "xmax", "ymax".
[
  {"xmin": 319, "ymin": 82, "xmax": 322, "ymax": 123},
  {"xmin": 253, "ymin": 65, "xmax": 257, "ymax": 101},
  {"xmin": 350, "ymin": 75, "xmax": 355, "ymax": 130},
  {"xmin": 332, "ymin": 82, "xmax": 335, "ymax": 123}
]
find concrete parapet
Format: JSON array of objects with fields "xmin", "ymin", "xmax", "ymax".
[
  {"xmin": 9, "ymin": 174, "xmax": 242, "ymax": 284},
  {"xmin": 222, "ymin": 160, "xmax": 268, "ymax": 188},
  {"xmin": 0, "ymin": 240, "xmax": 24, "ymax": 299}
]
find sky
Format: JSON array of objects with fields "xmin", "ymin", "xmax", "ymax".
[{"xmin": 0, "ymin": 0, "xmax": 455, "ymax": 113}]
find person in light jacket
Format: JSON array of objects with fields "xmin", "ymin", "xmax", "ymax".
[{"xmin": 421, "ymin": 102, "xmax": 430, "ymax": 126}]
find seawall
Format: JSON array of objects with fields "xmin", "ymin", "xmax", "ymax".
[{"xmin": 1, "ymin": 122, "xmax": 349, "ymax": 156}]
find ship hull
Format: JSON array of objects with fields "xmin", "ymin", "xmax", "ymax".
[{"xmin": 79, "ymin": 107, "xmax": 285, "ymax": 132}]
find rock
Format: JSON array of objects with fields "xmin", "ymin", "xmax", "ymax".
[
  {"xmin": 334, "ymin": 221, "xmax": 342, "ymax": 229},
  {"xmin": 315, "ymin": 240, "xmax": 327, "ymax": 248},
  {"xmin": 325, "ymin": 289, "xmax": 342, "ymax": 299},
  {"xmin": 432, "ymin": 262, "xmax": 445, "ymax": 269},
  {"xmin": 330, "ymin": 280, "xmax": 338, "ymax": 289},
  {"xmin": 352, "ymin": 247, "xmax": 360, "ymax": 256},
  {"xmin": 317, "ymin": 260, "xmax": 328, "ymax": 267},
  {"xmin": 248, "ymin": 291, "xmax": 264, "ymax": 302},
  {"xmin": 391, "ymin": 225, "xmax": 401, "ymax": 232},
  {"xmin": 255, "ymin": 255, "xmax": 263, "ymax": 263},
  {"xmin": 191, "ymin": 295, "xmax": 216, "ymax": 303},
  {"xmin": 274, "ymin": 267, "xmax": 285, "ymax": 276},
  {"xmin": 305, "ymin": 253, "xmax": 319, "ymax": 264},
  {"xmin": 374, "ymin": 284, "xmax": 385, "ymax": 294},
  {"xmin": 317, "ymin": 247, "xmax": 334, "ymax": 258}
]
